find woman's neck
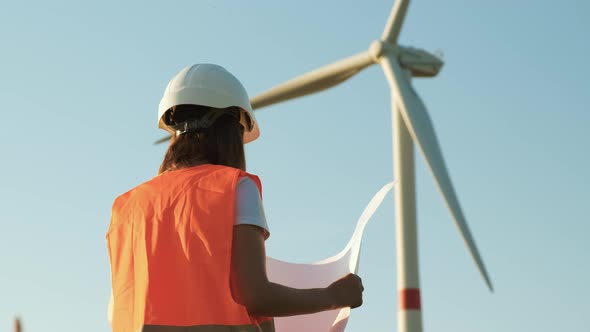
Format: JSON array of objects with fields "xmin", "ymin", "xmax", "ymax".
[{"xmin": 162, "ymin": 158, "xmax": 211, "ymax": 174}]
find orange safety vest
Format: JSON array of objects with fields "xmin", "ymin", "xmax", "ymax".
[{"xmin": 107, "ymin": 164, "xmax": 274, "ymax": 332}]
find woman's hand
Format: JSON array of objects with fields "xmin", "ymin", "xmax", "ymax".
[{"xmin": 326, "ymin": 273, "xmax": 364, "ymax": 309}]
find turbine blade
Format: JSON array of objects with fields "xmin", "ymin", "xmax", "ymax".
[
  {"xmin": 251, "ymin": 51, "xmax": 374, "ymax": 110},
  {"xmin": 154, "ymin": 136, "xmax": 170, "ymax": 145},
  {"xmin": 381, "ymin": 56, "xmax": 494, "ymax": 291},
  {"xmin": 381, "ymin": 0, "xmax": 410, "ymax": 43}
]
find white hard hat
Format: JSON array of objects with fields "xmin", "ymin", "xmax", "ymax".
[{"xmin": 158, "ymin": 64, "xmax": 260, "ymax": 143}]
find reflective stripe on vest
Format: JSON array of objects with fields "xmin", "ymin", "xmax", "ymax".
[{"xmin": 107, "ymin": 165, "xmax": 273, "ymax": 332}]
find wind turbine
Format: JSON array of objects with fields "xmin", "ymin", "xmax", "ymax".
[
  {"xmin": 157, "ymin": 1, "xmax": 493, "ymax": 331},
  {"xmin": 251, "ymin": 1, "xmax": 495, "ymax": 331}
]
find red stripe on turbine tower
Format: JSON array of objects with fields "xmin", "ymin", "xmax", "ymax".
[{"xmin": 399, "ymin": 288, "xmax": 421, "ymax": 310}]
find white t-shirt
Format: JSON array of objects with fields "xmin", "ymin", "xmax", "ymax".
[{"xmin": 234, "ymin": 177, "xmax": 270, "ymax": 239}]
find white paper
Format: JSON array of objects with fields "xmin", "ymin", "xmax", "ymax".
[{"xmin": 267, "ymin": 181, "xmax": 394, "ymax": 332}]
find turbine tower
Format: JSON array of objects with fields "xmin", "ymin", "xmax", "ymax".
[{"xmin": 158, "ymin": 1, "xmax": 493, "ymax": 331}]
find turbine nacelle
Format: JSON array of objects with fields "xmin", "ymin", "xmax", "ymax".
[
  {"xmin": 370, "ymin": 41, "xmax": 443, "ymax": 77},
  {"xmin": 398, "ymin": 46, "xmax": 443, "ymax": 77}
]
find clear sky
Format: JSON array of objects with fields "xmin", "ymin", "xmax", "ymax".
[{"xmin": 1, "ymin": 0, "xmax": 588, "ymax": 331}]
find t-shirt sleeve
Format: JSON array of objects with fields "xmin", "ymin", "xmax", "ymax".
[{"xmin": 235, "ymin": 176, "xmax": 270, "ymax": 240}]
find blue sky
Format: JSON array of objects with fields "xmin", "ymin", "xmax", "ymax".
[{"xmin": 1, "ymin": 0, "xmax": 588, "ymax": 331}]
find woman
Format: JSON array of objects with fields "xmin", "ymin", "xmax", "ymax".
[{"xmin": 107, "ymin": 64, "xmax": 364, "ymax": 332}]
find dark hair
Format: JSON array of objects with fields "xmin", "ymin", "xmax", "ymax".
[{"xmin": 158, "ymin": 104, "xmax": 246, "ymax": 174}]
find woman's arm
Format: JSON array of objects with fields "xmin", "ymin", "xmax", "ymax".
[{"xmin": 231, "ymin": 224, "xmax": 363, "ymax": 317}]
